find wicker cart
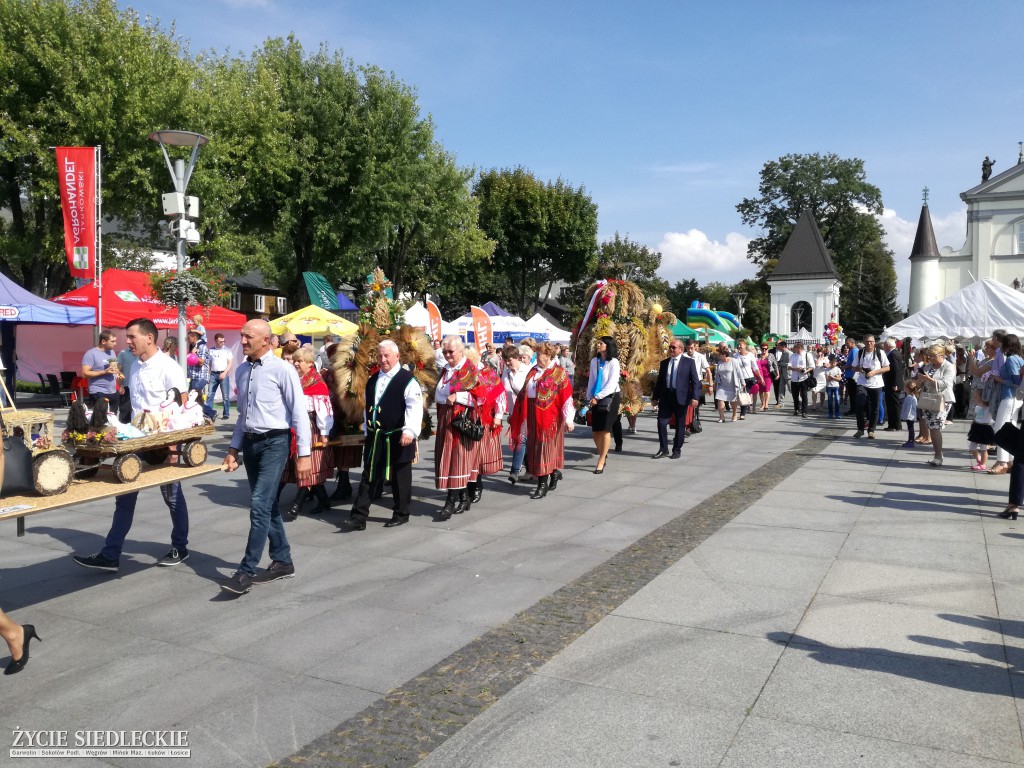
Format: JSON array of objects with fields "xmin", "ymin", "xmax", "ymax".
[{"xmin": 72, "ymin": 424, "xmax": 215, "ymax": 483}]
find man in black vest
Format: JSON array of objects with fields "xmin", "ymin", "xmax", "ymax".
[
  {"xmin": 345, "ymin": 340, "xmax": 423, "ymax": 530},
  {"xmin": 651, "ymin": 340, "xmax": 701, "ymax": 459},
  {"xmin": 882, "ymin": 338, "xmax": 905, "ymax": 431}
]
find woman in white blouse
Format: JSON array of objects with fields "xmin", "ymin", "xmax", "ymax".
[
  {"xmin": 585, "ymin": 336, "xmax": 621, "ymax": 474},
  {"xmin": 501, "ymin": 345, "xmax": 532, "ymax": 484}
]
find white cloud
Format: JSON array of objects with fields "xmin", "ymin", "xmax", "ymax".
[
  {"xmin": 656, "ymin": 229, "xmax": 755, "ymax": 285},
  {"xmin": 877, "ymin": 206, "xmax": 966, "ymax": 308}
]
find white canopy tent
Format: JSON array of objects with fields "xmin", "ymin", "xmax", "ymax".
[
  {"xmin": 525, "ymin": 312, "xmax": 571, "ymax": 344},
  {"xmin": 404, "ymin": 302, "xmax": 429, "ymax": 328},
  {"xmin": 882, "ymin": 278, "xmax": 1024, "ymax": 341}
]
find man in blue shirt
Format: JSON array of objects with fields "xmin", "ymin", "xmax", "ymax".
[
  {"xmin": 222, "ymin": 319, "xmax": 312, "ymax": 595},
  {"xmin": 81, "ymin": 331, "xmax": 120, "ymax": 413}
]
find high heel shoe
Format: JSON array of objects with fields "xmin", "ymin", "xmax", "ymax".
[
  {"xmin": 439, "ymin": 490, "xmax": 457, "ymax": 521},
  {"xmin": 4, "ymin": 625, "xmax": 40, "ymax": 675},
  {"xmin": 549, "ymin": 469, "xmax": 562, "ymax": 491},
  {"xmin": 455, "ymin": 488, "xmax": 471, "ymax": 514},
  {"xmin": 529, "ymin": 475, "xmax": 549, "ymax": 499},
  {"xmin": 1000, "ymin": 505, "xmax": 1019, "ymax": 520},
  {"xmin": 469, "ymin": 481, "xmax": 483, "ymax": 504}
]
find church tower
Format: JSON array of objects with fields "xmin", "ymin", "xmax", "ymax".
[
  {"xmin": 907, "ymin": 189, "xmax": 941, "ymax": 315},
  {"xmin": 767, "ymin": 210, "xmax": 841, "ymax": 337}
]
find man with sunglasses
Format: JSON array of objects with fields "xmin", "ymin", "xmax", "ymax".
[{"xmin": 652, "ymin": 340, "xmax": 701, "ymax": 459}]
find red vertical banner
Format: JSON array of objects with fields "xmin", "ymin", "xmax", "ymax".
[
  {"xmin": 55, "ymin": 147, "xmax": 96, "ymax": 279},
  {"xmin": 425, "ymin": 299, "xmax": 443, "ymax": 344},
  {"xmin": 470, "ymin": 305, "xmax": 492, "ymax": 356}
]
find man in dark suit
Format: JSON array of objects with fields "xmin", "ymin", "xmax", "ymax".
[
  {"xmin": 882, "ymin": 338, "xmax": 905, "ymax": 431},
  {"xmin": 651, "ymin": 340, "xmax": 701, "ymax": 459}
]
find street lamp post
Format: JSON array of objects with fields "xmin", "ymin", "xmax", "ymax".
[
  {"xmin": 148, "ymin": 129, "xmax": 209, "ymax": 370},
  {"xmin": 731, "ymin": 292, "xmax": 747, "ymax": 327}
]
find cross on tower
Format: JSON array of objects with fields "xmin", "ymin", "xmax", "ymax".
[{"xmin": 922, "ymin": 187, "xmax": 929, "ymax": 206}]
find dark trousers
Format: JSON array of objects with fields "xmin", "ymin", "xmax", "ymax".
[
  {"xmin": 99, "ymin": 483, "xmax": 188, "ymax": 561},
  {"xmin": 790, "ymin": 380, "xmax": 808, "ymax": 415},
  {"xmin": 612, "ymin": 415, "xmax": 623, "ymax": 450},
  {"xmin": 1010, "ymin": 461, "xmax": 1024, "ymax": 506},
  {"xmin": 352, "ymin": 461, "xmax": 412, "ymax": 522},
  {"xmin": 118, "ymin": 388, "xmax": 132, "ymax": 423},
  {"xmin": 884, "ymin": 387, "xmax": 902, "ymax": 430},
  {"xmin": 856, "ymin": 385, "xmax": 882, "ymax": 432},
  {"xmin": 906, "ymin": 420, "xmax": 916, "ymax": 442},
  {"xmin": 657, "ymin": 399, "xmax": 687, "ymax": 454}
]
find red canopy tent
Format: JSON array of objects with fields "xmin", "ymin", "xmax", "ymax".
[{"xmin": 52, "ymin": 269, "xmax": 246, "ymax": 329}]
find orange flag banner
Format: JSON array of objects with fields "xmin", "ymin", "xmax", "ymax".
[
  {"xmin": 426, "ymin": 300, "xmax": 443, "ymax": 344},
  {"xmin": 470, "ymin": 305, "xmax": 492, "ymax": 356}
]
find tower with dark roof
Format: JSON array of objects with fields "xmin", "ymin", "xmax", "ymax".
[
  {"xmin": 767, "ymin": 210, "xmax": 842, "ymax": 337},
  {"xmin": 907, "ymin": 193, "xmax": 942, "ymax": 314}
]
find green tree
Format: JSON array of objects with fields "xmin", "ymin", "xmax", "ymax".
[
  {"xmin": 594, "ymin": 232, "xmax": 668, "ymax": 296},
  {"xmin": 665, "ymin": 278, "xmax": 700, "ymax": 316},
  {"xmin": 736, "ymin": 152, "xmax": 900, "ymax": 336},
  {"xmin": 475, "ymin": 167, "xmax": 598, "ymax": 316}
]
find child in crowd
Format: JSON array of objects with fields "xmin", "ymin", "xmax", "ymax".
[
  {"xmin": 825, "ymin": 354, "xmax": 842, "ymax": 418},
  {"xmin": 901, "ymin": 380, "xmax": 919, "ymax": 448},
  {"xmin": 190, "ymin": 314, "xmax": 207, "ymax": 344},
  {"xmin": 967, "ymin": 389, "xmax": 994, "ymax": 471}
]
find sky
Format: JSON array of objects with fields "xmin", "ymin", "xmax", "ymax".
[{"xmin": 122, "ymin": 0, "xmax": 1024, "ymax": 305}]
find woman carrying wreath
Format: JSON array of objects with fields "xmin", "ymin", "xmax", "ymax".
[
  {"xmin": 434, "ymin": 336, "xmax": 488, "ymax": 519},
  {"xmin": 509, "ymin": 342, "xmax": 576, "ymax": 500}
]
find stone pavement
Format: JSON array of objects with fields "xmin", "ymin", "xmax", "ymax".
[
  {"xmin": 2, "ymin": 404, "xmax": 1018, "ymax": 767},
  {"xmin": 417, "ymin": 417, "xmax": 1024, "ymax": 768}
]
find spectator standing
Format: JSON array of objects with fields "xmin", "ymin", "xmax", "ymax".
[
  {"xmin": 788, "ymin": 341, "xmax": 815, "ymax": 418},
  {"xmin": 882, "ymin": 339, "xmax": 905, "ymax": 431},
  {"xmin": 772, "ymin": 341, "xmax": 790, "ymax": 408},
  {"xmin": 853, "ymin": 335, "xmax": 890, "ymax": 439},
  {"xmin": 316, "ymin": 334, "xmax": 336, "ymax": 371},
  {"xmin": 186, "ymin": 331, "xmax": 216, "ymax": 422},
  {"xmin": 81, "ymin": 331, "xmax": 120, "ymax": 413},
  {"xmin": 115, "ymin": 344, "xmax": 138, "ymax": 423},
  {"xmin": 207, "ymin": 333, "xmax": 234, "ymax": 419}
]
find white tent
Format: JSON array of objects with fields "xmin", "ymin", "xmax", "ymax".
[
  {"xmin": 787, "ymin": 328, "xmax": 815, "ymax": 342},
  {"xmin": 882, "ymin": 278, "xmax": 1024, "ymax": 341},
  {"xmin": 404, "ymin": 302, "xmax": 429, "ymax": 329},
  {"xmin": 451, "ymin": 311, "xmax": 544, "ymax": 342},
  {"xmin": 525, "ymin": 312, "xmax": 571, "ymax": 343}
]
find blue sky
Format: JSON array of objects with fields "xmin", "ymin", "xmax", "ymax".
[{"xmin": 124, "ymin": 0, "xmax": 1024, "ymax": 303}]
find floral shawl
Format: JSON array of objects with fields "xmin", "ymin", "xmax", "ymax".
[{"xmin": 508, "ymin": 363, "xmax": 572, "ymax": 448}]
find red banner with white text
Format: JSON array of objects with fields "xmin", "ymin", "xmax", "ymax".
[
  {"xmin": 426, "ymin": 300, "xmax": 443, "ymax": 344},
  {"xmin": 55, "ymin": 147, "xmax": 97, "ymax": 279},
  {"xmin": 470, "ymin": 305, "xmax": 492, "ymax": 356}
]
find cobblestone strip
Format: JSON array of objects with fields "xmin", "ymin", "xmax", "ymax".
[{"xmin": 272, "ymin": 427, "xmax": 841, "ymax": 768}]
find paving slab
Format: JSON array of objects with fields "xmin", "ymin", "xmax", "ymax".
[{"xmin": 819, "ymin": 559, "xmax": 997, "ymax": 613}]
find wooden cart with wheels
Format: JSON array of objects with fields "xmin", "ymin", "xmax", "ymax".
[
  {"xmin": 71, "ymin": 424, "xmax": 215, "ymax": 482},
  {"xmin": 1, "ymin": 407, "xmax": 75, "ymax": 496}
]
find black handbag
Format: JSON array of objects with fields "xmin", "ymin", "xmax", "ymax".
[
  {"xmin": 451, "ymin": 410, "xmax": 484, "ymax": 442},
  {"xmin": 1, "ymin": 414, "xmax": 35, "ymax": 497},
  {"xmin": 690, "ymin": 408, "xmax": 703, "ymax": 434},
  {"xmin": 593, "ymin": 395, "xmax": 614, "ymax": 413}
]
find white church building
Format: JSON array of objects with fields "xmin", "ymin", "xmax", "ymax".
[
  {"xmin": 767, "ymin": 209, "xmax": 841, "ymax": 337},
  {"xmin": 908, "ymin": 160, "xmax": 1024, "ymax": 314}
]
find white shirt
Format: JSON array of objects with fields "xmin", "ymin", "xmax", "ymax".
[
  {"xmin": 371, "ymin": 365, "xmax": 423, "ymax": 439},
  {"xmin": 734, "ymin": 351, "xmax": 756, "ymax": 379},
  {"xmin": 789, "ymin": 351, "xmax": 815, "ymax": 383},
  {"xmin": 854, "ymin": 346, "xmax": 887, "ymax": 388},
  {"xmin": 684, "ymin": 351, "xmax": 709, "ymax": 382},
  {"xmin": 502, "ymin": 364, "xmax": 529, "ymax": 414},
  {"xmin": 207, "ymin": 345, "xmax": 233, "ymax": 373},
  {"xmin": 130, "ymin": 349, "xmax": 188, "ymax": 418}
]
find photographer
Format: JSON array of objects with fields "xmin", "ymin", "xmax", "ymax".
[{"xmin": 853, "ymin": 335, "xmax": 889, "ymax": 439}]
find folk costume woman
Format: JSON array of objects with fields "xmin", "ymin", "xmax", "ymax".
[
  {"xmin": 466, "ymin": 361, "xmax": 506, "ymax": 505},
  {"xmin": 434, "ymin": 337, "xmax": 488, "ymax": 519},
  {"xmin": 510, "ymin": 342, "xmax": 575, "ymax": 500},
  {"xmin": 281, "ymin": 347, "xmax": 335, "ymax": 519}
]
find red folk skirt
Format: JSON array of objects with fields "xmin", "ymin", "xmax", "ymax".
[
  {"xmin": 478, "ymin": 424, "xmax": 504, "ymax": 476},
  {"xmin": 333, "ymin": 443, "xmax": 363, "ymax": 470},
  {"xmin": 434, "ymin": 403, "xmax": 481, "ymax": 490},
  {"xmin": 526, "ymin": 399, "xmax": 564, "ymax": 477},
  {"xmin": 280, "ymin": 415, "xmax": 335, "ymax": 487}
]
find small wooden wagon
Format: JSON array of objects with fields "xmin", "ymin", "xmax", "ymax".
[
  {"xmin": 1, "ymin": 407, "xmax": 76, "ymax": 496},
  {"xmin": 72, "ymin": 424, "xmax": 215, "ymax": 483}
]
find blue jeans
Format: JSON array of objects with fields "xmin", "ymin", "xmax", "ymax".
[
  {"xmin": 239, "ymin": 433, "xmax": 291, "ymax": 576},
  {"xmin": 510, "ymin": 442, "xmax": 526, "ymax": 474},
  {"xmin": 99, "ymin": 484, "xmax": 188, "ymax": 561},
  {"xmin": 825, "ymin": 387, "xmax": 839, "ymax": 417},
  {"xmin": 208, "ymin": 373, "xmax": 231, "ymax": 417}
]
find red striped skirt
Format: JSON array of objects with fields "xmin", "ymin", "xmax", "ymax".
[
  {"xmin": 333, "ymin": 443, "xmax": 363, "ymax": 470},
  {"xmin": 526, "ymin": 399, "xmax": 564, "ymax": 476},
  {"xmin": 280, "ymin": 420, "xmax": 335, "ymax": 487},
  {"xmin": 434, "ymin": 403, "xmax": 481, "ymax": 489},
  {"xmin": 478, "ymin": 425, "xmax": 504, "ymax": 476}
]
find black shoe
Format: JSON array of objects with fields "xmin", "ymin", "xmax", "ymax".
[
  {"xmin": 439, "ymin": 490, "xmax": 457, "ymax": 521},
  {"xmin": 509, "ymin": 472, "xmax": 518, "ymax": 485},
  {"xmin": 4, "ymin": 625, "xmax": 40, "ymax": 675},
  {"xmin": 549, "ymin": 470, "xmax": 562, "ymax": 492},
  {"xmin": 1000, "ymin": 506, "xmax": 1019, "ymax": 520},
  {"xmin": 469, "ymin": 481, "xmax": 483, "ymax": 504},
  {"xmin": 286, "ymin": 488, "xmax": 310, "ymax": 521},
  {"xmin": 341, "ymin": 518, "xmax": 366, "ymax": 531},
  {"xmin": 651, "ymin": 451, "xmax": 669, "ymax": 459},
  {"xmin": 329, "ymin": 475, "xmax": 353, "ymax": 502},
  {"xmin": 456, "ymin": 488, "xmax": 471, "ymax": 514},
  {"xmin": 613, "ymin": 444, "xmax": 622, "ymax": 452},
  {"xmin": 670, "ymin": 452, "xmax": 681, "ymax": 459},
  {"xmin": 529, "ymin": 475, "xmax": 549, "ymax": 500},
  {"xmin": 73, "ymin": 553, "xmax": 119, "ymax": 572},
  {"xmin": 309, "ymin": 486, "xmax": 331, "ymax": 514},
  {"xmin": 252, "ymin": 560, "xmax": 295, "ymax": 584},
  {"xmin": 853, "ymin": 430, "xmax": 864, "ymax": 438},
  {"xmin": 221, "ymin": 571, "xmax": 253, "ymax": 595},
  {"xmin": 384, "ymin": 517, "xmax": 408, "ymax": 528},
  {"xmin": 157, "ymin": 547, "xmax": 189, "ymax": 567}
]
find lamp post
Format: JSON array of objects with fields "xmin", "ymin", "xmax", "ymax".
[
  {"xmin": 148, "ymin": 129, "xmax": 208, "ymax": 370},
  {"xmin": 731, "ymin": 291, "xmax": 747, "ymax": 326}
]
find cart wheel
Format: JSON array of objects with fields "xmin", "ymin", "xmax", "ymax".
[
  {"xmin": 112, "ymin": 453, "xmax": 142, "ymax": 483},
  {"xmin": 141, "ymin": 447, "xmax": 170, "ymax": 466},
  {"xmin": 183, "ymin": 440, "xmax": 208, "ymax": 468},
  {"xmin": 33, "ymin": 450, "xmax": 74, "ymax": 496},
  {"xmin": 76, "ymin": 456, "xmax": 100, "ymax": 479}
]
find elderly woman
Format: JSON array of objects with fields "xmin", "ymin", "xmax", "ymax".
[
  {"xmin": 435, "ymin": 336, "xmax": 488, "ymax": 519},
  {"xmin": 917, "ymin": 343, "xmax": 956, "ymax": 466},
  {"xmin": 586, "ymin": 336, "xmax": 621, "ymax": 474},
  {"xmin": 510, "ymin": 341, "xmax": 575, "ymax": 497},
  {"xmin": 462, "ymin": 347, "xmax": 506, "ymax": 505},
  {"xmin": 501, "ymin": 345, "xmax": 532, "ymax": 484},
  {"xmin": 714, "ymin": 347, "xmax": 744, "ymax": 422},
  {"xmin": 281, "ymin": 346, "xmax": 335, "ymax": 518}
]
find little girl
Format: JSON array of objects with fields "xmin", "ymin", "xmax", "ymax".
[
  {"xmin": 825, "ymin": 354, "xmax": 842, "ymax": 418},
  {"xmin": 901, "ymin": 380, "xmax": 919, "ymax": 448},
  {"xmin": 968, "ymin": 389, "xmax": 994, "ymax": 471}
]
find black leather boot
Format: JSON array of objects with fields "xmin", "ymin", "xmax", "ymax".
[
  {"xmin": 548, "ymin": 469, "xmax": 562, "ymax": 492},
  {"xmin": 456, "ymin": 488, "xmax": 471, "ymax": 513},
  {"xmin": 310, "ymin": 485, "xmax": 331, "ymax": 514},
  {"xmin": 439, "ymin": 490, "xmax": 457, "ymax": 520},
  {"xmin": 330, "ymin": 470, "xmax": 352, "ymax": 502},
  {"xmin": 469, "ymin": 481, "xmax": 483, "ymax": 504},
  {"xmin": 529, "ymin": 475, "xmax": 549, "ymax": 500},
  {"xmin": 286, "ymin": 488, "xmax": 310, "ymax": 521}
]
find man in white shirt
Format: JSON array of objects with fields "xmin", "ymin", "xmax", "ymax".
[
  {"xmin": 72, "ymin": 317, "xmax": 191, "ymax": 572},
  {"xmin": 788, "ymin": 341, "xmax": 815, "ymax": 417},
  {"xmin": 683, "ymin": 339, "xmax": 711, "ymax": 419},
  {"xmin": 345, "ymin": 340, "xmax": 423, "ymax": 530},
  {"xmin": 316, "ymin": 334, "xmax": 336, "ymax": 371},
  {"xmin": 853, "ymin": 335, "xmax": 889, "ymax": 439},
  {"xmin": 206, "ymin": 333, "xmax": 234, "ymax": 420}
]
